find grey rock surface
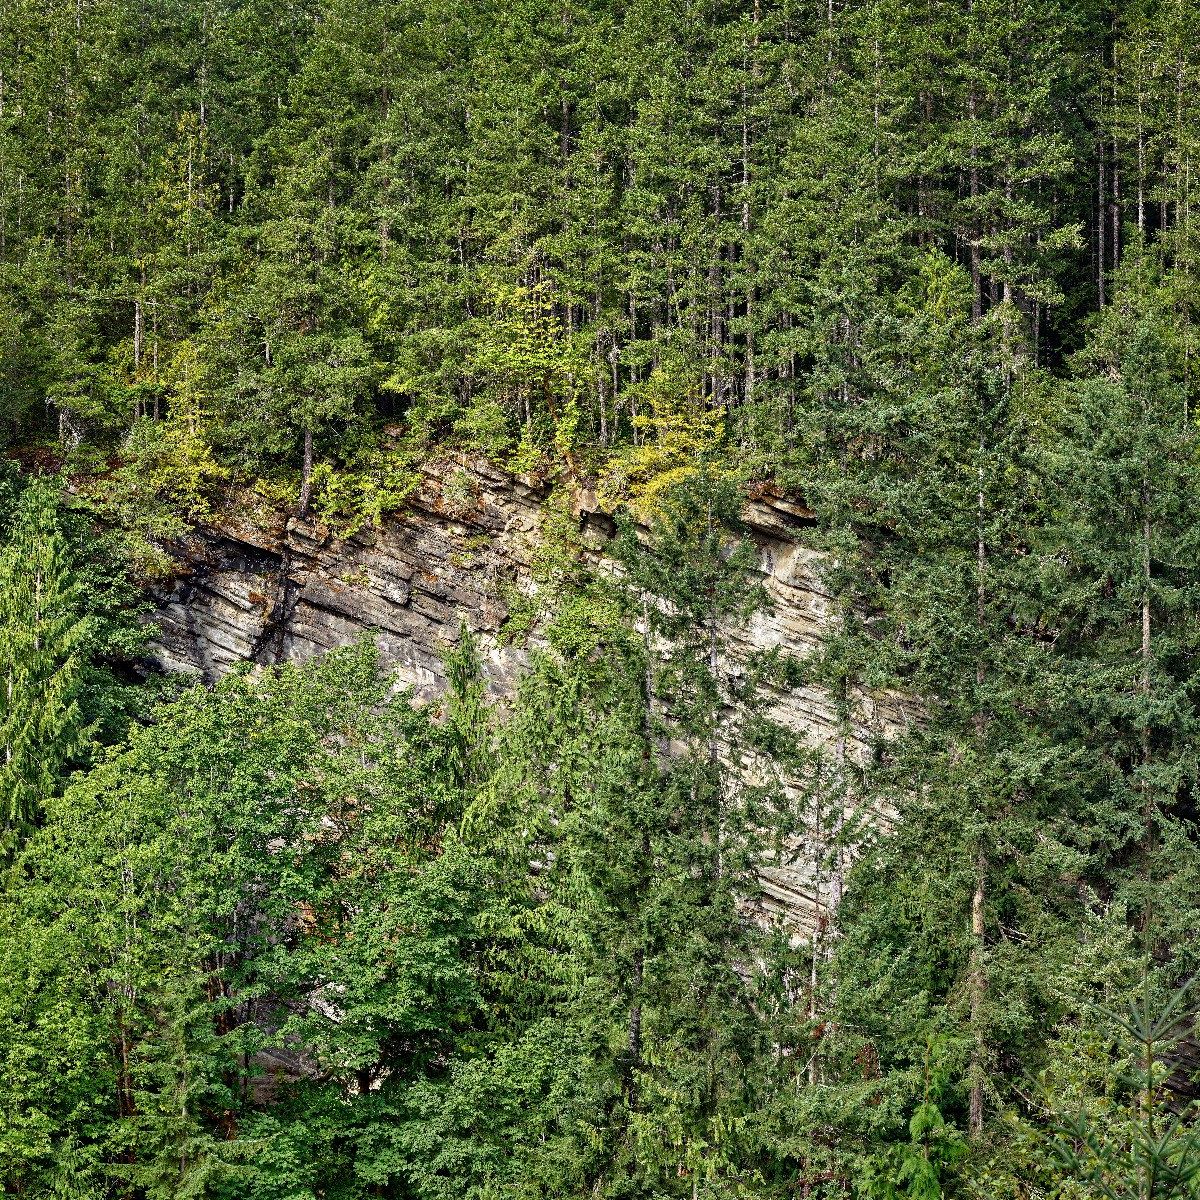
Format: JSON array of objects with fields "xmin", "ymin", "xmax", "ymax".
[{"xmin": 147, "ymin": 457, "xmax": 913, "ymax": 934}]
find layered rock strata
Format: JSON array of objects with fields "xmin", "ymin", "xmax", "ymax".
[{"xmin": 147, "ymin": 458, "xmax": 912, "ymax": 933}]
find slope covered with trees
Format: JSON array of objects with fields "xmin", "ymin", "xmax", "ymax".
[
  {"xmin": 4, "ymin": 0, "xmax": 1200, "ymax": 1196},
  {"xmin": 2, "ymin": 0, "xmax": 1199, "ymax": 519}
]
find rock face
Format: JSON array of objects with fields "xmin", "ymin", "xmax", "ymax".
[
  {"xmin": 151, "ymin": 459, "xmax": 549, "ymax": 699},
  {"xmin": 148, "ymin": 458, "xmax": 911, "ymax": 934}
]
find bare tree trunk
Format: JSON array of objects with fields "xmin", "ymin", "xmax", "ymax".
[
  {"xmin": 133, "ymin": 297, "xmax": 143, "ymax": 422},
  {"xmin": 1112, "ymin": 94, "xmax": 1122, "ymax": 269},
  {"xmin": 831, "ymin": 705, "xmax": 847, "ymax": 914},
  {"xmin": 1099, "ymin": 146, "xmax": 1106, "ymax": 306},
  {"xmin": 742, "ymin": 116, "xmax": 754, "ymax": 412},
  {"xmin": 611, "ymin": 342, "xmax": 620, "ymax": 439},
  {"xmin": 968, "ymin": 851, "xmax": 987, "ymax": 1137},
  {"xmin": 969, "ymin": 91, "xmax": 982, "ymax": 321},
  {"xmin": 708, "ymin": 187, "xmax": 723, "ymax": 403},
  {"xmin": 628, "ymin": 946, "xmax": 644, "ymax": 1065},
  {"xmin": 969, "ymin": 394, "xmax": 988, "ymax": 1139},
  {"xmin": 1141, "ymin": 482, "xmax": 1153, "ymax": 938},
  {"xmin": 1138, "ymin": 118, "xmax": 1146, "ymax": 234},
  {"xmin": 598, "ymin": 374, "xmax": 607, "ymax": 447},
  {"xmin": 628, "ymin": 597, "xmax": 657, "ymax": 1074},
  {"xmin": 809, "ymin": 771, "xmax": 822, "ymax": 1088},
  {"xmin": 1002, "ymin": 170, "xmax": 1014, "ymax": 303}
]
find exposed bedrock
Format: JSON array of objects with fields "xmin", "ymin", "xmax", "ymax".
[{"xmin": 147, "ymin": 457, "xmax": 912, "ymax": 933}]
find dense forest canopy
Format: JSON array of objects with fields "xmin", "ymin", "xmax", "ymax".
[
  {"xmin": 4, "ymin": 0, "xmax": 1200, "ymax": 1196},
  {"xmin": 1, "ymin": 0, "xmax": 1197, "ymax": 510}
]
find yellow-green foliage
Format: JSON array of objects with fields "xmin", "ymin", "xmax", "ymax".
[
  {"xmin": 898, "ymin": 247, "xmax": 973, "ymax": 324},
  {"xmin": 466, "ymin": 282, "xmax": 586, "ymax": 461},
  {"xmin": 106, "ymin": 339, "xmax": 228, "ymax": 526},
  {"xmin": 123, "ymin": 419, "xmax": 229, "ymax": 522},
  {"xmin": 79, "ymin": 417, "xmax": 228, "ymax": 575},
  {"xmin": 470, "ymin": 282, "xmax": 578, "ymax": 399},
  {"xmin": 597, "ymin": 370, "xmax": 730, "ymax": 518},
  {"xmin": 310, "ymin": 452, "xmax": 420, "ymax": 538}
]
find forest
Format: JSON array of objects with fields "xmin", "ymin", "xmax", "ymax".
[{"xmin": 4, "ymin": 0, "xmax": 1200, "ymax": 1195}]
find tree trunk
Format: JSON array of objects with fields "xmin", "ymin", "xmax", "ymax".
[
  {"xmin": 969, "ymin": 390, "xmax": 988, "ymax": 1139},
  {"xmin": 969, "ymin": 91, "xmax": 982, "ymax": 321},
  {"xmin": 831, "ymin": 692, "xmax": 847, "ymax": 915},
  {"xmin": 628, "ymin": 597, "xmax": 655, "ymax": 1076},
  {"xmin": 1099, "ymin": 148, "xmax": 1107, "ymax": 306},
  {"xmin": 1141, "ymin": 481, "xmax": 1154, "ymax": 937},
  {"xmin": 809, "ymin": 769, "xmax": 822, "ymax": 1088},
  {"xmin": 968, "ymin": 850, "xmax": 987, "ymax": 1137},
  {"xmin": 628, "ymin": 946, "xmax": 644, "ymax": 1065},
  {"xmin": 1138, "ymin": 119, "xmax": 1145, "ymax": 235}
]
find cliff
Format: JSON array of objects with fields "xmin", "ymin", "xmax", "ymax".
[{"xmin": 147, "ymin": 458, "xmax": 911, "ymax": 934}]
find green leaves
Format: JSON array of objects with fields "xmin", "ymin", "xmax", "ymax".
[
  {"xmin": 5, "ymin": 0, "xmax": 1200, "ymax": 1193},
  {"xmin": 0, "ymin": 641, "xmax": 492, "ymax": 1196}
]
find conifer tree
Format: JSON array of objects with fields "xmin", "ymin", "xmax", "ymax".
[
  {"xmin": 1042, "ymin": 251, "xmax": 1200, "ymax": 968},
  {"xmin": 0, "ymin": 478, "xmax": 88, "ymax": 842}
]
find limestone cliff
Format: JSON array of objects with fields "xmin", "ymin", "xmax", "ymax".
[{"xmin": 147, "ymin": 458, "xmax": 912, "ymax": 933}]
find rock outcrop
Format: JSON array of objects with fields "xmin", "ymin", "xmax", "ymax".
[{"xmin": 147, "ymin": 458, "xmax": 912, "ymax": 933}]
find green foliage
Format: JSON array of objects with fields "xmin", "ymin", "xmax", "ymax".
[
  {"xmin": 1045, "ymin": 977, "xmax": 1200, "ymax": 1200},
  {"xmin": 309, "ymin": 446, "xmax": 420, "ymax": 536},
  {"xmin": 0, "ymin": 476, "xmax": 89, "ymax": 840},
  {"xmin": 4, "ymin": 0, "xmax": 1200, "ymax": 1195},
  {"xmin": 6, "ymin": 0, "xmax": 1192, "ymax": 497},
  {"xmin": 466, "ymin": 281, "xmax": 585, "ymax": 462},
  {"xmin": 862, "ymin": 1102, "xmax": 967, "ymax": 1200},
  {"xmin": 598, "ymin": 379, "xmax": 729, "ymax": 518},
  {"xmin": 71, "ymin": 417, "xmax": 231, "ymax": 575},
  {"xmin": 0, "ymin": 485, "xmax": 818, "ymax": 1199},
  {"xmin": 0, "ymin": 642, "xmax": 494, "ymax": 1196}
]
